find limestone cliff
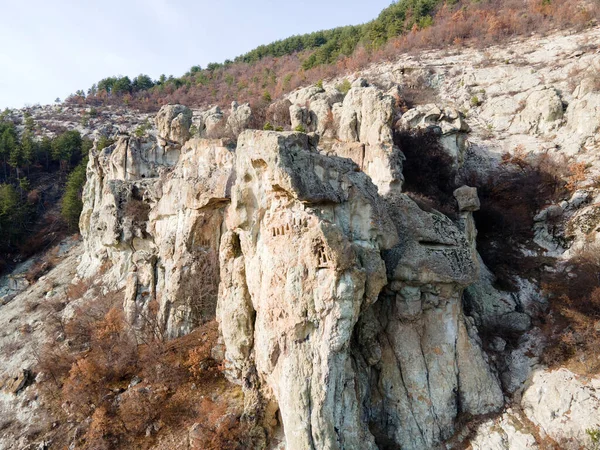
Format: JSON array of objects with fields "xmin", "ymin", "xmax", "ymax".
[{"xmin": 77, "ymin": 86, "xmax": 504, "ymax": 449}]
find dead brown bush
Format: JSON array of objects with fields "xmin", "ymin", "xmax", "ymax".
[
  {"xmin": 266, "ymin": 99, "xmax": 292, "ymax": 130},
  {"xmin": 35, "ymin": 276, "xmax": 236, "ymax": 449},
  {"xmin": 541, "ymin": 244, "xmax": 600, "ymax": 374},
  {"xmin": 466, "ymin": 150, "xmax": 571, "ymax": 290},
  {"xmin": 177, "ymin": 250, "xmax": 220, "ymax": 328}
]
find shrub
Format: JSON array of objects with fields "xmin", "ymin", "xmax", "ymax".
[
  {"xmin": 35, "ymin": 279, "xmax": 240, "ymax": 448},
  {"xmin": 467, "ymin": 151, "xmax": 567, "ymax": 290},
  {"xmin": 294, "ymin": 124, "xmax": 306, "ymax": 132},
  {"xmin": 177, "ymin": 250, "xmax": 220, "ymax": 327},
  {"xmin": 586, "ymin": 428, "xmax": 600, "ymax": 447},
  {"xmin": 541, "ymin": 245, "xmax": 600, "ymax": 374},
  {"xmin": 566, "ymin": 162, "xmax": 587, "ymax": 191},
  {"xmin": 263, "ymin": 122, "xmax": 274, "ymax": 131},
  {"xmin": 134, "ymin": 120, "xmax": 151, "ymax": 138},
  {"xmin": 266, "ymin": 99, "xmax": 292, "ymax": 130},
  {"xmin": 96, "ymin": 135, "xmax": 114, "ymax": 151},
  {"xmin": 336, "ymin": 79, "xmax": 352, "ymax": 95},
  {"xmin": 123, "ymin": 194, "xmax": 150, "ymax": 225},
  {"xmin": 470, "ymin": 95, "xmax": 481, "ymax": 107}
]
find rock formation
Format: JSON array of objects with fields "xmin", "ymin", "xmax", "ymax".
[
  {"xmin": 76, "ymin": 92, "xmax": 506, "ymax": 448},
  {"xmin": 6, "ymin": 26, "xmax": 600, "ymax": 450},
  {"xmin": 216, "ymin": 130, "xmax": 502, "ymax": 449},
  {"xmin": 79, "ymin": 111, "xmax": 234, "ymax": 337},
  {"xmin": 73, "ymin": 29, "xmax": 600, "ymax": 444}
]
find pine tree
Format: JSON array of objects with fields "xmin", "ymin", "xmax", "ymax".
[{"xmin": 61, "ymin": 161, "xmax": 87, "ymax": 230}]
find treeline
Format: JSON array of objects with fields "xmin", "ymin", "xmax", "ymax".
[
  {"xmin": 0, "ymin": 116, "xmax": 90, "ymax": 180},
  {"xmin": 66, "ymin": 0, "xmax": 599, "ymax": 113},
  {"xmin": 239, "ymin": 0, "xmax": 440, "ymax": 69},
  {"xmin": 0, "ymin": 118, "xmax": 93, "ymax": 270},
  {"xmin": 74, "ymin": 0, "xmax": 440, "ymax": 101}
]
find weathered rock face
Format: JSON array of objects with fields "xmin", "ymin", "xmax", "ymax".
[
  {"xmin": 353, "ymin": 193, "xmax": 503, "ymax": 449},
  {"xmin": 217, "ymin": 130, "xmax": 502, "ymax": 449},
  {"xmin": 227, "ymin": 101, "xmax": 252, "ymax": 136},
  {"xmin": 332, "ymin": 79, "xmax": 404, "ymax": 196},
  {"xmin": 79, "ymin": 118, "xmax": 233, "ymax": 337},
  {"xmin": 287, "ymin": 80, "xmax": 404, "ymax": 197},
  {"xmin": 218, "ymin": 130, "xmax": 396, "ymax": 450},
  {"xmin": 155, "ymin": 104, "xmax": 192, "ymax": 146},
  {"xmin": 470, "ymin": 368, "xmax": 600, "ymax": 450},
  {"xmin": 521, "ymin": 369, "xmax": 600, "ymax": 449},
  {"xmin": 80, "ymin": 99, "xmax": 504, "ymax": 449},
  {"xmin": 398, "ymin": 104, "xmax": 470, "ymax": 169}
]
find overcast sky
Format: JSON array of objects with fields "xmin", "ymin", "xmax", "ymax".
[{"xmin": 0, "ymin": 0, "xmax": 391, "ymax": 109}]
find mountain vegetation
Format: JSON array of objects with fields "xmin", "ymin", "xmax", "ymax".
[
  {"xmin": 0, "ymin": 114, "xmax": 92, "ymax": 273},
  {"xmin": 67, "ymin": 0, "xmax": 599, "ymax": 112}
]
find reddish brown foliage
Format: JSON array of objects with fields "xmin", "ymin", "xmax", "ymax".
[
  {"xmin": 540, "ymin": 245, "xmax": 600, "ymax": 374},
  {"xmin": 35, "ymin": 286, "xmax": 239, "ymax": 449},
  {"xmin": 68, "ymin": 0, "xmax": 599, "ymax": 115}
]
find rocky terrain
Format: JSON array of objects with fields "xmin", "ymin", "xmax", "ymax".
[{"xmin": 2, "ymin": 26, "xmax": 600, "ymax": 450}]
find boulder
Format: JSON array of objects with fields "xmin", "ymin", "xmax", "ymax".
[
  {"xmin": 522, "ymin": 369, "xmax": 600, "ymax": 449},
  {"xmin": 155, "ymin": 104, "xmax": 192, "ymax": 145},
  {"xmin": 226, "ymin": 101, "xmax": 252, "ymax": 136},
  {"xmin": 509, "ymin": 87, "xmax": 563, "ymax": 135},
  {"xmin": 454, "ymin": 185, "xmax": 480, "ymax": 212}
]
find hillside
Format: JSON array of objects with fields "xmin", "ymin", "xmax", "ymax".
[
  {"xmin": 2, "ymin": 3, "xmax": 600, "ymax": 449},
  {"xmin": 65, "ymin": 0, "xmax": 598, "ymax": 112}
]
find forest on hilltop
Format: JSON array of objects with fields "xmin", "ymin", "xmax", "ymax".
[{"xmin": 66, "ymin": 0, "xmax": 599, "ymax": 112}]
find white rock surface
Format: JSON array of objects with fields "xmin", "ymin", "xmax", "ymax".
[{"xmin": 522, "ymin": 369, "xmax": 600, "ymax": 449}]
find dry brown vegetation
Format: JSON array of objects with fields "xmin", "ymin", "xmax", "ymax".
[
  {"xmin": 35, "ymin": 287, "xmax": 249, "ymax": 449},
  {"xmin": 541, "ymin": 244, "xmax": 600, "ymax": 374},
  {"xmin": 394, "ymin": 128, "xmax": 459, "ymax": 218},
  {"xmin": 402, "ymin": 130, "xmax": 600, "ymax": 374},
  {"xmin": 467, "ymin": 149, "xmax": 574, "ymax": 290},
  {"xmin": 67, "ymin": 0, "xmax": 600, "ymax": 115}
]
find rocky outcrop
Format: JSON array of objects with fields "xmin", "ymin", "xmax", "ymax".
[
  {"xmin": 194, "ymin": 106, "xmax": 224, "ymax": 138},
  {"xmin": 218, "ymin": 130, "xmax": 396, "ymax": 450},
  {"xmin": 227, "ymin": 101, "xmax": 252, "ymax": 136},
  {"xmin": 286, "ymin": 80, "xmax": 404, "ymax": 196},
  {"xmin": 217, "ymin": 130, "xmax": 502, "ymax": 449},
  {"xmin": 288, "ymin": 85, "xmax": 343, "ymax": 136},
  {"xmin": 398, "ymin": 104, "xmax": 470, "ymax": 168},
  {"xmin": 79, "ymin": 111, "xmax": 234, "ymax": 337},
  {"xmin": 156, "ymin": 104, "xmax": 192, "ymax": 146},
  {"xmin": 77, "ymin": 93, "xmax": 508, "ymax": 449},
  {"xmin": 331, "ymin": 79, "xmax": 404, "ymax": 196},
  {"xmin": 522, "ymin": 369, "xmax": 600, "ymax": 448},
  {"xmin": 470, "ymin": 368, "xmax": 600, "ymax": 449}
]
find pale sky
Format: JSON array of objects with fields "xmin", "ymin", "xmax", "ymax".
[{"xmin": 0, "ymin": 0, "xmax": 391, "ymax": 109}]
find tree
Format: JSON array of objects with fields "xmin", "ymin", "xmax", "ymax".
[
  {"xmin": 21, "ymin": 131, "xmax": 37, "ymax": 172},
  {"xmin": 0, "ymin": 126, "xmax": 18, "ymax": 179},
  {"xmin": 0, "ymin": 183, "xmax": 30, "ymax": 250},
  {"xmin": 61, "ymin": 161, "xmax": 87, "ymax": 230},
  {"xmin": 39, "ymin": 136, "xmax": 52, "ymax": 170},
  {"xmin": 112, "ymin": 76, "xmax": 132, "ymax": 95},
  {"xmin": 9, "ymin": 144, "xmax": 24, "ymax": 178},
  {"xmin": 52, "ymin": 130, "xmax": 83, "ymax": 170},
  {"xmin": 132, "ymin": 74, "xmax": 154, "ymax": 92}
]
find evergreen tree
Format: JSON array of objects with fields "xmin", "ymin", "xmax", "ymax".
[
  {"xmin": 61, "ymin": 161, "xmax": 87, "ymax": 230},
  {"xmin": 52, "ymin": 130, "xmax": 82, "ymax": 170}
]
